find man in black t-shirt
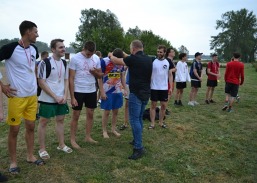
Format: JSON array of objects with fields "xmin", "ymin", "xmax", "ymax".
[{"xmin": 109, "ymin": 40, "xmax": 152, "ymax": 160}]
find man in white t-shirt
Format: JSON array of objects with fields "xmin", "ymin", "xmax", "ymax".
[
  {"xmin": 37, "ymin": 39, "xmax": 72, "ymax": 160},
  {"xmin": 0, "ymin": 20, "xmax": 44, "ymax": 174},
  {"xmin": 149, "ymin": 45, "xmax": 173, "ymax": 129},
  {"xmin": 69, "ymin": 41, "xmax": 103, "ymax": 148}
]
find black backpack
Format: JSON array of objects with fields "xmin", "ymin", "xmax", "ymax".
[{"xmin": 37, "ymin": 57, "xmax": 67, "ymax": 96}]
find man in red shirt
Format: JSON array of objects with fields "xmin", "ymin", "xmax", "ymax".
[
  {"xmin": 205, "ymin": 53, "xmax": 220, "ymax": 104},
  {"xmin": 222, "ymin": 53, "xmax": 244, "ymax": 112}
]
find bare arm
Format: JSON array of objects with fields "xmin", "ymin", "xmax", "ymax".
[
  {"xmin": 168, "ymin": 69, "xmax": 173, "ymax": 94},
  {"xmin": 69, "ymin": 69, "xmax": 78, "ymax": 107},
  {"xmin": 109, "ymin": 53, "xmax": 126, "ymax": 66}
]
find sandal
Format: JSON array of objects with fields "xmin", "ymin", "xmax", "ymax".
[
  {"xmin": 57, "ymin": 145, "xmax": 73, "ymax": 153},
  {"xmin": 120, "ymin": 124, "xmax": 128, "ymax": 130},
  {"xmin": 148, "ymin": 125, "xmax": 155, "ymax": 129},
  {"xmin": 27, "ymin": 159, "xmax": 45, "ymax": 166},
  {"xmin": 161, "ymin": 124, "xmax": 167, "ymax": 128},
  {"xmin": 38, "ymin": 150, "xmax": 50, "ymax": 160},
  {"xmin": 8, "ymin": 167, "xmax": 20, "ymax": 174}
]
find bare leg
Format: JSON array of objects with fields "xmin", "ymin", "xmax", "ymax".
[
  {"xmin": 111, "ymin": 109, "xmax": 120, "ymax": 137},
  {"xmin": 102, "ymin": 110, "xmax": 110, "ymax": 138},
  {"xmin": 124, "ymin": 99, "xmax": 129, "ymax": 126},
  {"xmin": 150, "ymin": 101, "xmax": 157, "ymax": 127},
  {"xmin": 209, "ymin": 87, "xmax": 215, "ymax": 100},
  {"xmin": 25, "ymin": 120, "xmax": 39, "ymax": 163},
  {"xmin": 70, "ymin": 110, "xmax": 81, "ymax": 149},
  {"xmin": 206, "ymin": 87, "xmax": 211, "ymax": 100},
  {"xmin": 159, "ymin": 101, "xmax": 167, "ymax": 126},
  {"xmin": 38, "ymin": 117, "xmax": 49, "ymax": 153},
  {"xmin": 55, "ymin": 115, "xmax": 66, "ymax": 148},
  {"xmin": 8, "ymin": 125, "xmax": 20, "ymax": 169},
  {"xmin": 85, "ymin": 108, "xmax": 97, "ymax": 143}
]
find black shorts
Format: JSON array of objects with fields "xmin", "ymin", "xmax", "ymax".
[
  {"xmin": 191, "ymin": 80, "xmax": 201, "ymax": 88},
  {"xmin": 207, "ymin": 79, "xmax": 218, "ymax": 87},
  {"xmin": 176, "ymin": 82, "xmax": 186, "ymax": 89},
  {"xmin": 72, "ymin": 92, "xmax": 97, "ymax": 110},
  {"xmin": 225, "ymin": 82, "xmax": 239, "ymax": 97},
  {"xmin": 150, "ymin": 90, "xmax": 168, "ymax": 102}
]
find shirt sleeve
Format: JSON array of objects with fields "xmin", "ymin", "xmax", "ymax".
[
  {"xmin": 0, "ymin": 42, "xmax": 17, "ymax": 61},
  {"xmin": 37, "ymin": 61, "xmax": 46, "ymax": 79},
  {"xmin": 69, "ymin": 57, "xmax": 76, "ymax": 70}
]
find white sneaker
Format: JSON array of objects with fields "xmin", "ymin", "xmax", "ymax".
[
  {"xmin": 188, "ymin": 101, "xmax": 195, "ymax": 106},
  {"xmin": 193, "ymin": 101, "xmax": 199, "ymax": 105}
]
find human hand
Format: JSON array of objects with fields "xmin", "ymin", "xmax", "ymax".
[
  {"xmin": 1, "ymin": 84, "xmax": 17, "ymax": 98},
  {"xmin": 71, "ymin": 98, "xmax": 78, "ymax": 107}
]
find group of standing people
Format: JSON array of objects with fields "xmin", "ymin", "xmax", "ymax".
[{"xmin": 0, "ymin": 20, "xmax": 245, "ymax": 181}]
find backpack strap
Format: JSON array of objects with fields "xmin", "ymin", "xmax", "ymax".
[
  {"xmin": 61, "ymin": 59, "xmax": 67, "ymax": 70},
  {"xmin": 43, "ymin": 57, "xmax": 51, "ymax": 78}
]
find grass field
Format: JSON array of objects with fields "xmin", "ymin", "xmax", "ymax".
[{"xmin": 0, "ymin": 64, "xmax": 256, "ymax": 183}]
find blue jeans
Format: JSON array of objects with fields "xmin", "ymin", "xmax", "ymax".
[{"xmin": 129, "ymin": 93, "xmax": 148, "ymax": 149}]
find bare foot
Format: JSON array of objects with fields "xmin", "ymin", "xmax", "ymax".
[
  {"xmin": 112, "ymin": 130, "xmax": 121, "ymax": 137},
  {"xmin": 85, "ymin": 137, "xmax": 98, "ymax": 144},
  {"xmin": 103, "ymin": 131, "xmax": 109, "ymax": 138},
  {"xmin": 71, "ymin": 141, "xmax": 81, "ymax": 149}
]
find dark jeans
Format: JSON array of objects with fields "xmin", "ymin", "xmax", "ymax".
[{"xmin": 129, "ymin": 93, "xmax": 148, "ymax": 149}]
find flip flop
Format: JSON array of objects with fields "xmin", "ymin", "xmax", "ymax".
[
  {"xmin": 27, "ymin": 159, "xmax": 45, "ymax": 166},
  {"xmin": 148, "ymin": 125, "xmax": 155, "ymax": 129},
  {"xmin": 57, "ymin": 145, "xmax": 73, "ymax": 153},
  {"xmin": 8, "ymin": 167, "xmax": 20, "ymax": 174},
  {"xmin": 38, "ymin": 150, "xmax": 50, "ymax": 160}
]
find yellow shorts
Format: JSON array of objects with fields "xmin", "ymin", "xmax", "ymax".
[{"xmin": 7, "ymin": 95, "xmax": 37, "ymax": 126}]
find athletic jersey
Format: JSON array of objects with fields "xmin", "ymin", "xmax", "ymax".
[
  {"xmin": 190, "ymin": 60, "xmax": 202, "ymax": 81},
  {"xmin": 207, "ymin": 61, "xmax": 220, "ymax": 80},
  {"xmin": 101, "ymin": 57, "xmax": 124, "ymax": 94},
  {"xmin": 166, "ymin": 58, "xmax": 175, "ymax": 82},
  {"xmin": 175, "ymin": 61, "xmax": 191, "ymax": 82},
  {"xmin": 151, "ymin": 58, "xmax": 172, "ymax": 90},
  {"xmin": 0, "ymin": 42, "xmax": 39, "ymax": 97},
  {"xmin": 37, "ymin": 56, "xmax": 68, "ymax": 103},
  {"xmin": 69, "ymin": 52, "xmax": 101, "ymax": 93},
  {"xmin": 225, "ymin": 60, "xmax": 244, "ymax": 85}
]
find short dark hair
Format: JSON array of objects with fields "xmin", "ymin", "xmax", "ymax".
[
  {"xmin": 95, "ymin": 51, "xmax": 102, "ymax": 58},
  {"xmin": 233, "ymin": 52, "xmax": 241, "ymax": 59},
  {"xmin": 113, "ymin": 48, "xmax": 124, "ymax": 58},
  {"xmin": 165, "ymin": 48, "xmax": 174, "ymax": 58},
  {"xmin": 83, "ymin": 41, "xmax": 96, "ymax": 52},
  {"xmin": 41, "ymin": 51, "xmax": 49, "ymax": 58},
  {"xmin": 19, "ymin": 20, "xmax": 37, "ymax": 36},
  {"xmin": 158, "ymin": 45, "xmax": 166, "ymax": 53},
  {"xmin": 131, "ymin": 40, "xmax": 143, "ymax": 49},
  {"xmin": 50, "ymin": 39, "xmax": 64, "ymax": 49},
  {"xmin": 179, "ymin": 53, "xmax": 187, "ymax": 60}
]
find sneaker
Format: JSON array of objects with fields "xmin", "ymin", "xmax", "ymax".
[
  {"xmin": 236, "ymin": 96, "xmax": 240, "ymax": 103},
  {"xmin": 165, "ymin": 109, "xmax": 171, "ymax": 115},
  {"xmin": 36, "ymin": 113, "xmax": 40, "ymax": 120},
  {"xmin": 209, "ymin": 99, "xmax": 215, "ymax": 103},
  {"xmin": 193, "ymin": 101, "xmax": 199, "ymax": 105},
  {"xmin": 178, "ymin": 100, "xmax": 183, "ymax": 106},
  {"xmin": 174, "ymin": 101, "xmax": 178, "ymax": 106},
  {"xmin": 205, "ymin": 100, "xmax": 210, "ymax": 104},
  {"xmin": 128, "ymin": 148, "xmax": 146, "ymax": 160},
  {"xmin": 188, "ymin": 101, "xmax": 195, "ymax": 106},
  {"xmin": 222, "ymin": 105, "xmax": 228, "ymax": 111},
  {"xmin": 120, "ymin": 124, "xmax": 128, "ymax": 130}
]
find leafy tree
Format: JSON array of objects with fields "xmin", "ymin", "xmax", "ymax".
[
  {"xmin": 71, "ymin": 8, "xmax": 124, "ymax": 56},
  {"xmin": 210, "ymin": 8, "xmax": 257, "ymax": 62},
  {"xmin": 178, "ymin": 45, "xmax": 189, "ymax": 55}
]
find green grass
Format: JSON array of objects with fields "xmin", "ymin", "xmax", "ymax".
[{"xmin": 0, "ymin": 64, "xmax": 257, "ymax": 183}]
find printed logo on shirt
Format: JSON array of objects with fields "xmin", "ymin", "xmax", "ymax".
[
  {"xmin": 163, "ymin": 65, "xmax": 167, "ymax": 69},
  {"xmin": 52, "ymin": 67, "xmax": 55, "ymax": 70},
  {"xmin": 108, "ymin": 72, "xmax": 120, "ymax": 78}
]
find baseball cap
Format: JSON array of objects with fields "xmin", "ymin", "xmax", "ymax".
[{"xmin": 195, "ymin": 52, "xmax": 203, "ymax": 57}]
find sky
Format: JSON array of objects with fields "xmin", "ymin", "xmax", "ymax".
[{"xmin": 0, "ymin": 0, "xmax": 256, "ymax": 56}]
